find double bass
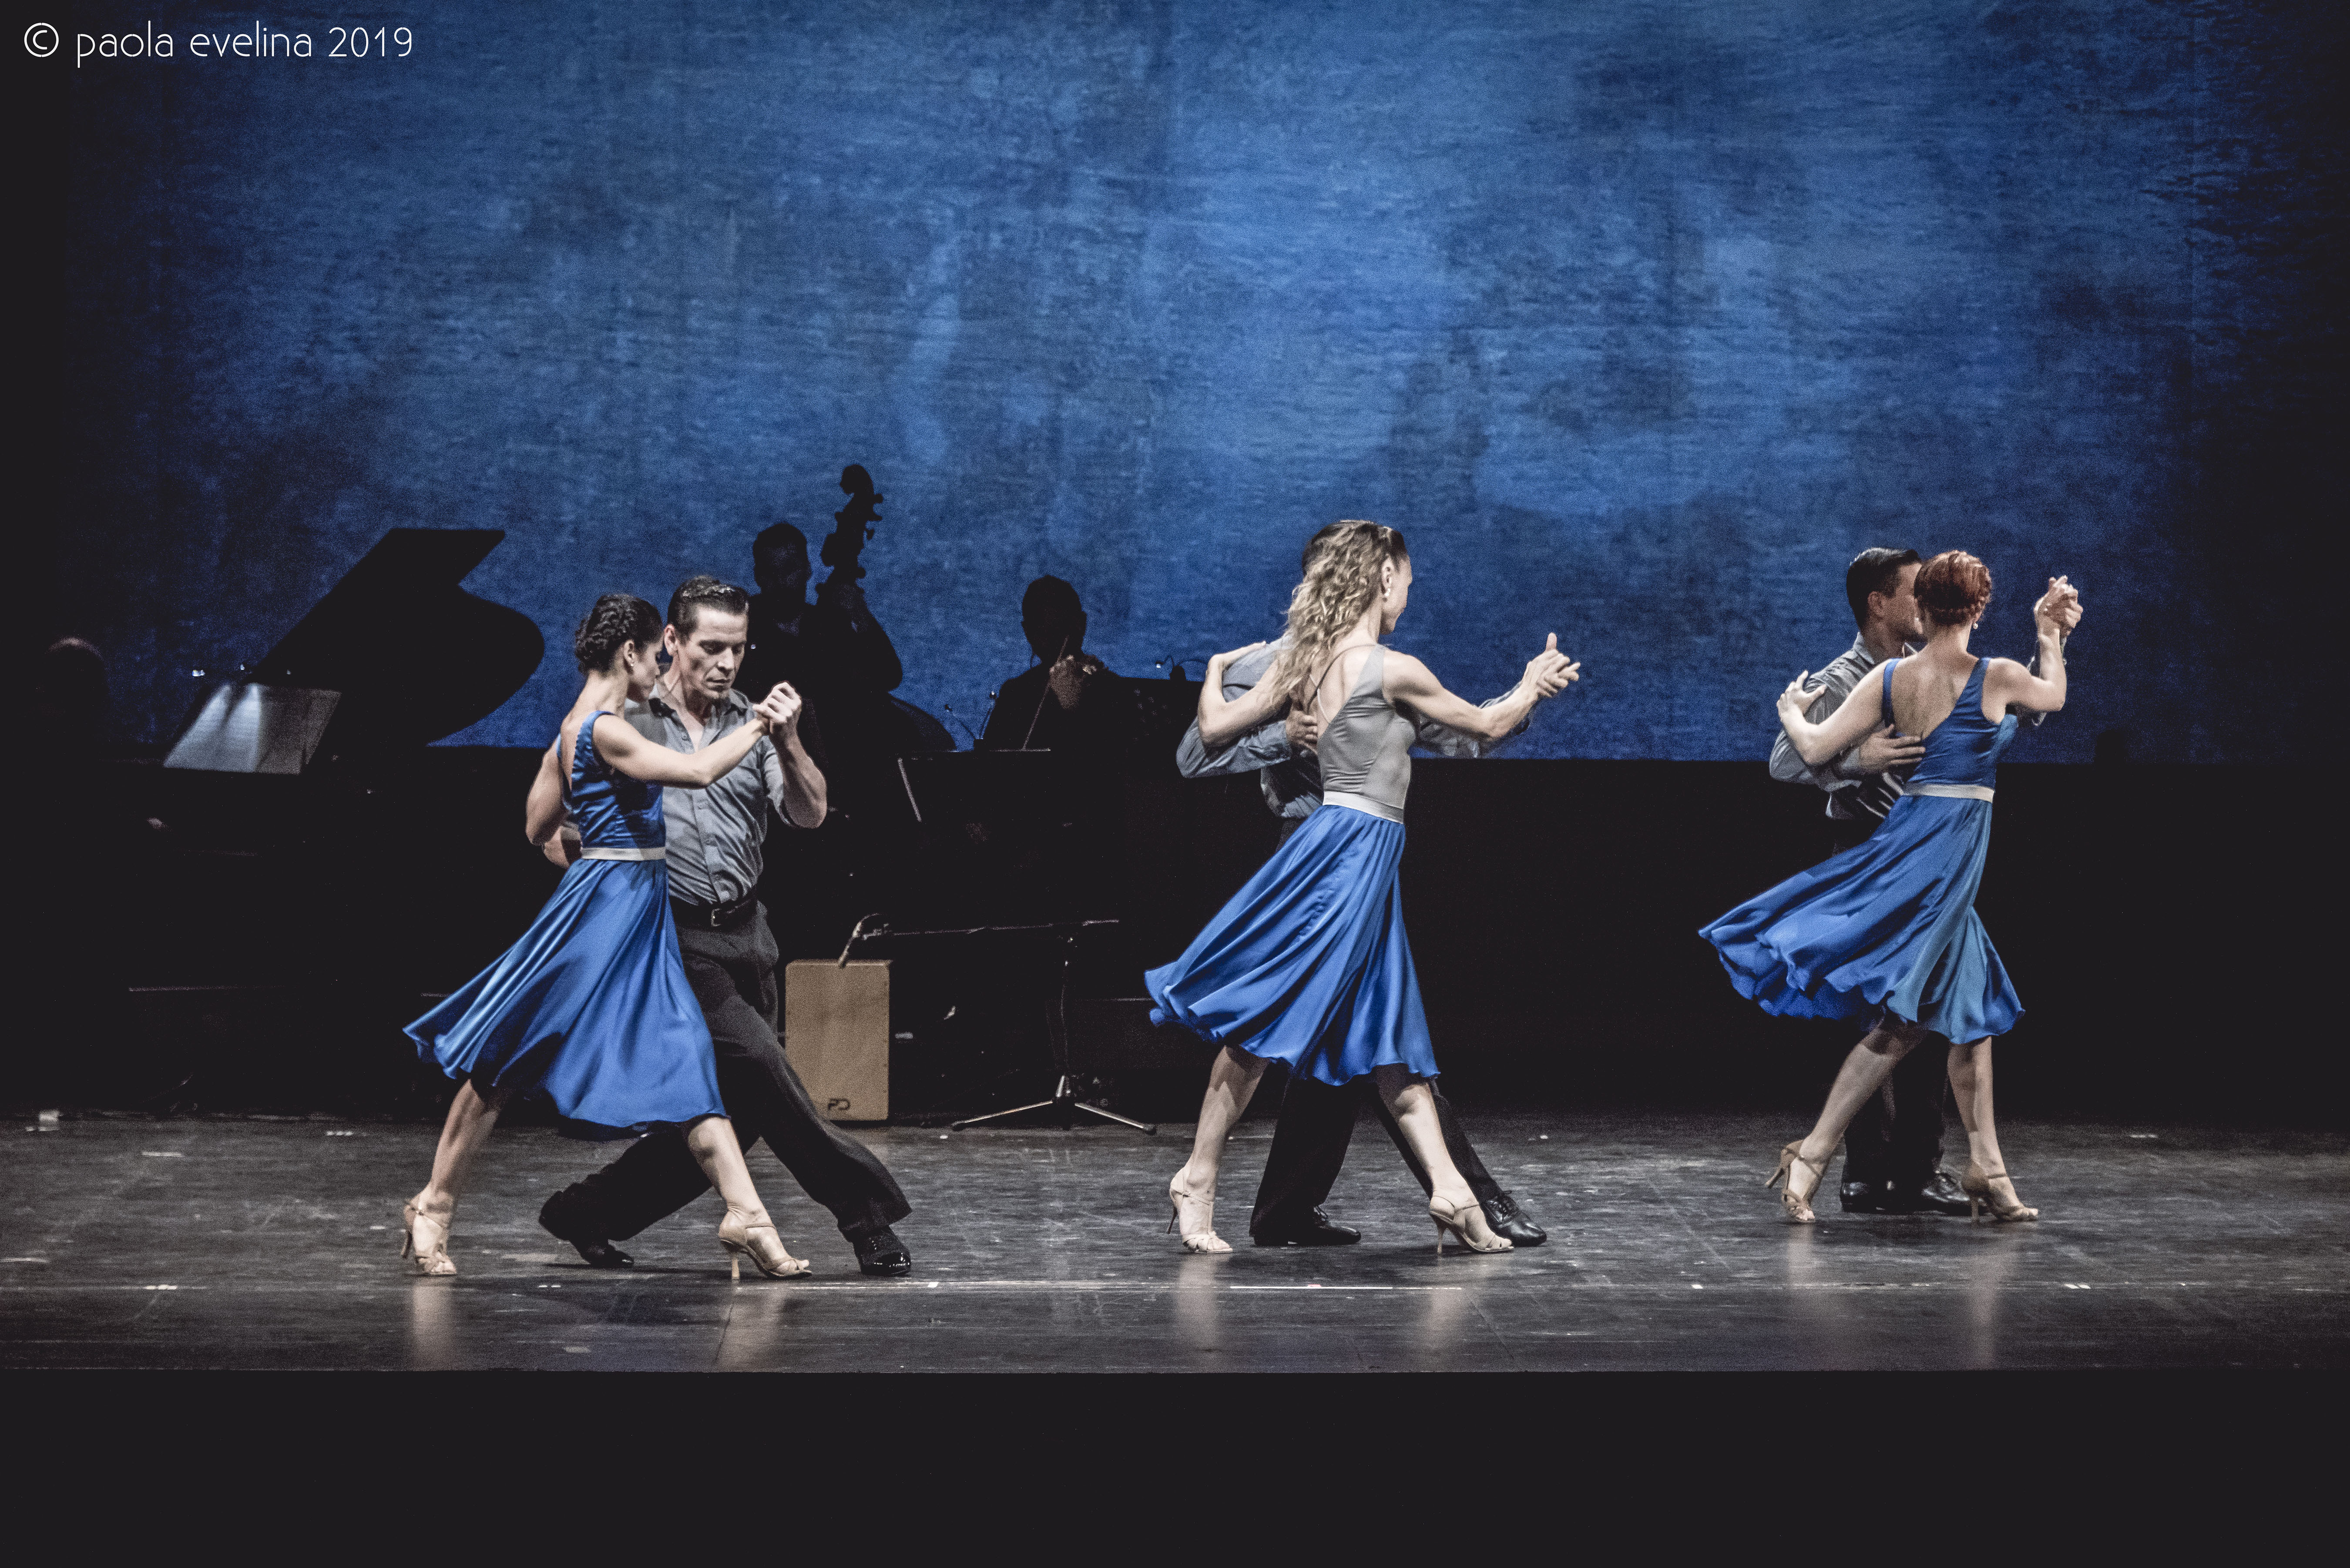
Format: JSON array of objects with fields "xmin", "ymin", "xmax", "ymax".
[{"xmin": 818, "ymin": 463, "xmax": 883, "ymax": 606}]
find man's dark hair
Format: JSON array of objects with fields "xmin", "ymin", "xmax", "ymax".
[
  {"xmin": 753, "ymin": 521, "xmax": 808, "ymax": 565},
  {"xmin": 668, "ymin": 574, "xmax": 750, "ymax": 637},
  {"xmin": 1845, "ymin": 547, "xmax": 1921, "ymax": 628}
]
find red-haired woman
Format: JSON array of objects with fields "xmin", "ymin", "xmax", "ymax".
[{"xmin": 1702, "ymin": 553, "xmax": 2080, "ymax": 1224}]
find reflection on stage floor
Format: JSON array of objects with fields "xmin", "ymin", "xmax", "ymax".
[{"xmin": 3, "ymin": 1109, "xmax": 2341, "ymax": 1371}]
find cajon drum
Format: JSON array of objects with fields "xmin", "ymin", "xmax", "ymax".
[{"xmin": 782, "ymin": 959, "xmax": 890, "ymax": 1122}]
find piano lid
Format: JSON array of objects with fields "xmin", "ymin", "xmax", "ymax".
[{"xmin": 244, "ymin": 528, "xmax": 544, "ymax": 754}]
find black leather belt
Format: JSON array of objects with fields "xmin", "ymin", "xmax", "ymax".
[{"xmin": 671, "ymin": 892, "xmax": 757, "ymax": 931}]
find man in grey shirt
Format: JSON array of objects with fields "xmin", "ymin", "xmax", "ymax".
[
  {"xmin": 1769, "ymin": 549, "xmax": 1930, "ymax": 846},
  {"xmin": 536, "ymin": 576, "xmax": 915, "ymax": 1276},
  {"xmin": 1168, "ymin": 537, "xmax": 1547, "ymax": 1248}
]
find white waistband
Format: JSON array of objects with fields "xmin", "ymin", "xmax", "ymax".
[
  {"xmin": 1321, "ymin": 790, "xmax": 1405, "ymax": 824},
  {"xmin": 581, "ymin": 845, "xmax": 667, "ymax": 861},
  {"xmin": 1903, "ymin": 784, "xmax": 1994, "ymax": 802}
]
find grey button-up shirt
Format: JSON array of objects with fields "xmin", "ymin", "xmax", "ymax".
[
  {"xmin": 625, "ymin": 681, "xmax": 806, "ymax": 906},
  {"xmin": 1768, "ymin": 633, "xmax": 1909, "ymax": 823},
  {"xmin": 1175, "ymin": 640, "xmax": 1523, "ymax": 817}
]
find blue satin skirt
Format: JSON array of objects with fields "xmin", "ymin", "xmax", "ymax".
[
  {"xmin": 1145, "ymin": 803, "xmax": 1440, "ymax": 1086},
  {"xmin": 405, "ymin": 858, "xmax": 726, "ymax": 1138},
  {"xmin": 1700, "ymin": 794, "xmax": 2021, "ymax": 1043}
]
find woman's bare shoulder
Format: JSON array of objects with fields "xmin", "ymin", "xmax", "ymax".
[{"xmin": 1378, "ymin": 648, "xmax": 1436, "ymax": 685}]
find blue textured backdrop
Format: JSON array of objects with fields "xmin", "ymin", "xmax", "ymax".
[{"xmin": 61, "ymin": 1, "xmax": 2334, "ymax": 760}]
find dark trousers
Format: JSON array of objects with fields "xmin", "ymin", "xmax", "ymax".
[
  {"xmin": 1826, "ymin": 814, "xmax": 1949, "ymax": 1186},
  {"xmin": 1249, "ymin": 1068, "xmax": 1502, "ymax": 1237},
  {"xmin": 541, "ymin": 905, "xmax": 910, "ymax": 1242}
]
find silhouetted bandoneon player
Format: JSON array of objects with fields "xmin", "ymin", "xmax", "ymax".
[{"xmin": 537, "ymin": 575, "xmax": 915, "ymax": 1276}]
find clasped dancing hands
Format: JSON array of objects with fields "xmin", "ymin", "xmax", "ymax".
[
  {"xmin": 2034, "ymin": 575, "xmax": 2082, "ymax": 637},
  {"xmin": 1523, "ymin": 633, "xmax": 1579, "ymax": 700},
  {"xmin": 748, "ymin": 681, "xmax": 803, "ymax": 735}
]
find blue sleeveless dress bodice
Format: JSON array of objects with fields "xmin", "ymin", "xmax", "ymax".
[
  {"xmin": 1700, "ymin": 657, "xmax": 2023, "ymax": 1041},
  {"xmin": 565, "ymin": 709, "xmax": 667, "ymax": 851},
  {"xmin": 1145, "ymin": 646, "xmax": 1440, "ymax": 1086},
  {"xmin": 405, "ymin": 711, "xmax": 725, "ymax": 1136}
]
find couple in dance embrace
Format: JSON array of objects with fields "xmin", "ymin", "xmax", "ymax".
[
  {"xmin": 399, "ymin": 581, "xmax": 912, "ymax": 1279},
  {"xmin": 1709, "ymin": 548, "xmax": 2079, "ymax": 1225},
  {"xmin": 1147, "ymin": 521, "xmax": 1581, "ymax": 1255}
]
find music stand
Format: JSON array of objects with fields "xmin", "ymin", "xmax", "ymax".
[
  {"xmin": 836, "ymin": 917, "xmax": 1152, "ymax": 1133},
  {"xmin": 881, "ymin": 752, "xmax": 1158, "ymax": 1134}
]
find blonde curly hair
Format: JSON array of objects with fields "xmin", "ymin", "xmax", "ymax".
[{"xmin": 1265, "ymin": 521, "xmax": 1410, "ymax": 706}]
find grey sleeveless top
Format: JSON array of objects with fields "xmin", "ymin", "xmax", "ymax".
[{"xmin": 1316, "ymin": 644, "xmax": 1415, "ymax": 822}]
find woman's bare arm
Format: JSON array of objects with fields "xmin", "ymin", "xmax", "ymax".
[
  {"xmin": 1198, "ymin": 642, "xmax": 1289, "ymax": 749},
  {"xmin": 1776, "ymin": 670, "xmax": 1890, "ymax": 767},
  {"xmin": 589, "ymin": 700, "xmax": 772, "ymax": 789},
  {"xmin": 1383, "ymin": 637, "xmax": 1578, "ymax": 742},
  {"xmin": 1986, "ymin": 577, "xmax": 2076, "ymax": 715},
  {"xmin": 524, "ymin": 740, "xmax": 568, "ymax": 845}
]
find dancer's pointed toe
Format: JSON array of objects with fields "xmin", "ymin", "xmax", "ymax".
[{"xmin": 1168, "ymin": 1174, "xmax": 1229, "ymax": 1253}]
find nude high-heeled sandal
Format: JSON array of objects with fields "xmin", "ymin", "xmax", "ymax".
[
  {"xmin": 1167, "ymin": 1175, "xmax": 1229, "ymax": 1253},
  {"xmin": 1961, "ymin": 1161, "xmax": 2040, "ymax": 1223},
  {"xmin": 1765, "ymin": 1141, "xmax": 1832, "ymax": 1225},
  {"xmin": 1429, "ymin": 1194, "xmax": 1512, "ymax": 1254},
  {"xmin": 719, "ymin": 1210, "xmax": 812, "ymax": 1280},
  {"xmin": 402, "ymin": 1196, "xmax": 457, "ymax": 1277}
]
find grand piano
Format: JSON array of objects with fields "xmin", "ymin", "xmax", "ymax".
[
  {"xmin": 77, "ymin": 529, "xmax": 553, "ymax": 1111},
  {"xmin": 164, "ymin": 528, "xmax": 543, "ymax": 773}
]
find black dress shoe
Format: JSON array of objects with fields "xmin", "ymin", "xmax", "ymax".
[
  {"xmin": 567, "ymin": 1237, "xmax": 635, "ymax": 1269},
  {"xmin": 1251, "ymin": 1207, "xmax": 1362, "ymax": 1246},
  {"xmin": 1882, "ymin": 1170, "xmax": 1973, "ymax": 1217},
  {"xmin": 1840, "ymin": 1179, "xmax": 1886, "ymax": 1213},
  {"xmin": 850, "ymin": 1226, "xmax": 913, "ymax": 1277},
  {"xmin": 1481, "ymin": 1193, "xmax": 1547, "ymax": 1246},
  {"xmin": 537, "ymin": 1192, "xmax": 633, "ymax": 1267}
]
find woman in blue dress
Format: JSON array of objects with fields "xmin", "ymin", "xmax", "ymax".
[
  {"xmin": 1148, "ymin": 523, "xmax": 1580, "ymax": 1254},
  {"xmin": 1702, "ymin": 552, "xmax": 2078, "ymax": 1224},
  {"xmin": 400, "ymin": 594, "xmax": 809, "ymax": 1280}
]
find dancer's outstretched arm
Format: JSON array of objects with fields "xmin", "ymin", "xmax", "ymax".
[
  {"xmin": 1986, "ymin": 576, "xmax": 2077, "ymax": 716},
  {"xmin": 1384, "ymin": 635, "xmax": 1578, "ymax": 742},
  {"xmin": 588, "ymin": 689, "xmax": 780, "ymax": 789},
  {"xmin": 1412, "ymin": 694, "xmax": 1526, "ymax": 758}
]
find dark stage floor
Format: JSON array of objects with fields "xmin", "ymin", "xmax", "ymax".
[{"xmin": 3, "ymin": 1108, "xmax": 2341, "ymax": 1372}]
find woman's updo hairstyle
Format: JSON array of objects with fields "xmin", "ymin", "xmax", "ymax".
[
  {"xmin": 1915, "ymin": 550, "xmax": 1994, "ymax": 627},
  {"xmin": 573, "ymin": 593, "xmax": 663, "ymax": 673}
]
